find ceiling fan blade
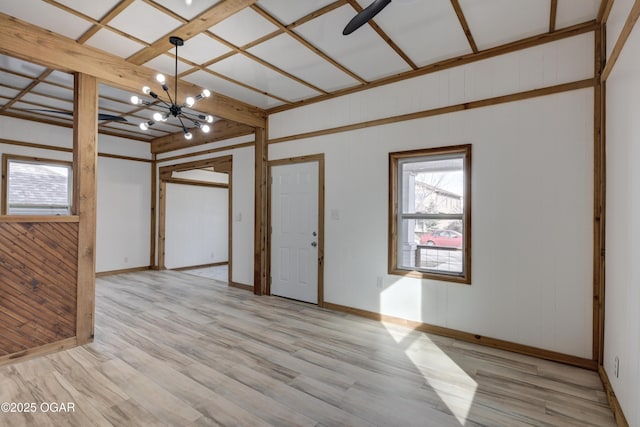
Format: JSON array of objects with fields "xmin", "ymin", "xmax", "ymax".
[
  {"xmin": 343, "ymin": 0, "xmax": 392, "ymax": 35},
  {"xmin": 25, "ymin": 109, "xmax": 127, "ymax": 122},
  {"xmin": 98, "ymin": 113, "xmax": 128, "ymax": 122}
]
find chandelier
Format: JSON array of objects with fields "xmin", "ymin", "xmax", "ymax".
[{"xmin": 130, "ymin": 36, "xmax": 213, "ymax": 140}]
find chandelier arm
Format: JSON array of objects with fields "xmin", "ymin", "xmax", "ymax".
[{"xmin": 178, "ymin": 110, "xmax": 204, "ymax": 120}]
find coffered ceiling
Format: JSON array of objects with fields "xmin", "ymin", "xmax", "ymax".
[{"xmin": 0, "ymin": 0, "xmax": 602, "ymax": 143}]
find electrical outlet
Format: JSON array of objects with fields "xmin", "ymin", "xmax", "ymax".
[
  {"xmin": 614, "ymin": 356, "xmax": 620, "ymax": 378},
  {"xmin": 376, "ymin": 276, "xmax": 383, "ymax": 289}
]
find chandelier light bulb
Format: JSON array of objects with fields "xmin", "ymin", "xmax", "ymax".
[
  {"xmin": 139, "ymin": 122, "xmax": 148, "ymax": 131},
  {"xmin": 202, "ymin": 89, "xmax": 211, "ymax": 98},
  {"xmin": 130, "ymin": 95, "xmax": 140, "ymax": 105},
  {"xmin": 153, "ymin": 112, "xmax": 163, "ymax": 121},
  {"xmin": 201, "ymin": 124, "xmax": 210, "ymax": 133},
  {"xmin": 155, "ymin": 74, "xmax": 166, "ymax": 84},
  {"xmin": 184, "ymin": 132, "xmax": 193, "ymax": 140},
  {"xmin": 206, "ymin": 115, "xmax": 213, "ymax": 123},
  {"xmin": 185, "ymin": 96, "xmax": 195, "ymax": 107},
  {"xmin": 142, "ymin": 86, "xmax": 151, "ymax": 95}
]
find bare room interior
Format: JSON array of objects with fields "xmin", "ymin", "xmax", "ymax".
[{"xmin": 0, "ymin": 1, "xmax": 638, "ymax": 426}]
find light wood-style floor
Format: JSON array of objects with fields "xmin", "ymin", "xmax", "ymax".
[{"xmin": 0, "ymin": 271, "xmax": 615, "ymax": 426}]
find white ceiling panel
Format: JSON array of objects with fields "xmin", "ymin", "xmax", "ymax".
[
  {"xmin": 44, "ymin": 71, "xmax": 74, "ymax": 87},
  {"xmin": 209, "ymin": 7, "xmax": 279, "ymax": 47},
  {"xmin": 177, "ymin": 33, "xmax": 231, "ymax": 65},
  {"xmin": 556, "ymin": 0, "xmax": 600, "ymax": 29},
  {"xmin": 100, "ymin": 84, "xmax": 138, "ymax": 102},
  {"xmin": 98, "ymin": 97, "xmax": 135, "ymax": 112},
  {"xmin": 183, "ymin": 70, "xmax": 284, "ymax": 109},
  {"xmin": 32, "ymin": 82, "xmax": 73, "ymax": 101},
  {"xmin": 296, "ymin": 5, "xmax": 412, "ymax": 81},
  {"xmin": 209, "ymin": 54, "xmax": 321, "ymax": 102},
  {"xmin": 460, "ymin": 0, "xmax": 548, "ymax": 50},
  {"xmin": 150, "ymin": 0, "xmax": 222, "ymax": 20},
  {"xmin": 144, "ymin": 54, "xmax": 193, "ymax": 78},
  {"xmin": 0, "ymin": 55, "xmax": 47, "ymax": 77},
  {"xmin": 16, "ymin": 94, "xmax": 74, "ymax": 111},
  {"xmin": 0, "ymin": 73, "xmax": 34, "ymax": 90},
  {"xmin": 8, "ymin": 108, "xmax": 72, "ymax": 124},
  {"xmin": 0, "ymin": 0, "xmax": 92, "ymax": 40},
  {"xmin": 257, "ymin": 0, "xmax": 336, "ymax": 25},
  {"xmin": 109, "ymin": 0, "xmax": 183, "ymax": 44},
  {"xmin": 0, "ymin": 87, "xmax": 20, "ymax": 99},
  {"xmin": 248, "ymin": 34, "xmax": 359, "ymax": 92},
  {"xmin": 54, "ymin": 0, "xmax": 121, "ymax": 20},
  {"xmin": 86, "ymin": 29, "xmax": 145, "ymax": 58},
  {"xmin": 361, "ymin": 0, "xmax": 472, "ymax": 66}
]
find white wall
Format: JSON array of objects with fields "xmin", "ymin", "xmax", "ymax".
[
  {"xmin": 96, "ymin": 157, "xmax": 150, "ymax": 272},
  {"xmin": 156, "ymin": 135, "xmax": 255, "ymax": 286},
  {"xmin": 269, "ymin": 33, "xmax": 595, "ymax": 358},
  {"xmin": 0, "ymin": 116, "xmax": 152, "ymax": 274},
  {"xmin": 603, "ymin": 4, "xmax": 640, "ymax": 426},
  {"xmin": 164, "ymin": 183, "xmax": 228, "ymax": 269}
]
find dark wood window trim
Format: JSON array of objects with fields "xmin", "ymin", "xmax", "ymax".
[{"xmin": 389, "ymin": 144, "xmax": 471, "ymax": 284}]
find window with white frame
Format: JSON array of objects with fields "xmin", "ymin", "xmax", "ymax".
[
  {"xmin": 3, "ymin": 156, "xmax": 73, "ymax": 216},
  {"xmin": 389, "ymin": 145, "xmax": 471, "ymax": 284}
]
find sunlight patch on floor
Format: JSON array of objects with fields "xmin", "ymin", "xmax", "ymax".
[{"xmin": 381, "ymin": 321, "xmax": 477, "ymax": 425}]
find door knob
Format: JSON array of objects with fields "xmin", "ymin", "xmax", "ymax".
[{"xmin": 311, "ymin": 241, "xmax": 317, "ymax": 247}]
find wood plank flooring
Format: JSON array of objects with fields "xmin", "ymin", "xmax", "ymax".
[{"xmin": 0, "ymin": 270, "xmax": 615, "ymax": 426}]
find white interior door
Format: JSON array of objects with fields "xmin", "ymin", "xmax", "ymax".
[{"xmin": 271, "ymin": 161, "xmax": 319, "ymax": 304}]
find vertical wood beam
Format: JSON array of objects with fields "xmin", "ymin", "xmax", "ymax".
[
  {"xmin": 158, "ymin": 180, "xmax": 167, "ymax": 270},
  {"xmin": 73, "ymin": 73, "xmax": 98, "ymax": 345},
  {"xmin": 254, "ymin": 126, "xmax": 267, "ymax": 295},
  {"xmin": 150, "ymin": 155, "xmax": 157, "ymax": 268},
  {"xmin": 594, "ymin": 26, "xmax": 607, "ymax": 364}
]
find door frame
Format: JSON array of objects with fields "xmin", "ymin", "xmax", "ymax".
[
  {"xmin": 267, "ymin": 154, "xmax": 325, "ymax": 306},
  {"xmin": 157, "ymin": 155, "xmax": 244, "ymax": 289}
]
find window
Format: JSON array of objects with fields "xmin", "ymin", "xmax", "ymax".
[
  {"xmin": 2, "ymin": 155, "xmax": 73, "ymax": 216},
  {"xmin": 389, "ymin": 145, "xmax": 471, "ymax": 284}
]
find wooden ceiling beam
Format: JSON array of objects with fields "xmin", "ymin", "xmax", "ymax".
[
  {"xmin": 0, "ymin": 13, "xmax": 266, "ymax": 128},
  {"xmin": 450, "ymin": 0, "xmax": 479, "ymax": 54},
  {"xmin": 345, "ymin": 0, "xmax": 418, "ymax": 69},
  {"xmin": 549, "ymin": 0, "xmax": 558, "ymax": 32},
  {"xmin": 151, "ymin": 119, "xmax": 255, "ymax": 153},
  {"xmin": 128, "ymin": 0, "xmax": 258, "ymax": 65},
  {"xmin": 597, "ymin": 0, "xmax": 615, "ymax": 23}
]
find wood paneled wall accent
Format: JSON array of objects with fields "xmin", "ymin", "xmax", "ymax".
[
  {"xmin": 254, "ymin": 127, "xmax": 267, "ymax": 295},
  {"xmin": 73, "ymin": 73, "xmax": 98, "ymax": 345},
  {"xmin": 0, "ymin": 221, "xmax": 78, "ymax": 356}
]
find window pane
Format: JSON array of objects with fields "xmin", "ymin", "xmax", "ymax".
[
  {"xmin": 7, "ymin": 161, "xmax": 71, "ymax": 215},
  {"xmin": 400, "ymin": 157, "xmax": 463, "ymax": 214},
  {"xmin": 399, "ymin": 218, "xmax": 464, "ymax": 274}
]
